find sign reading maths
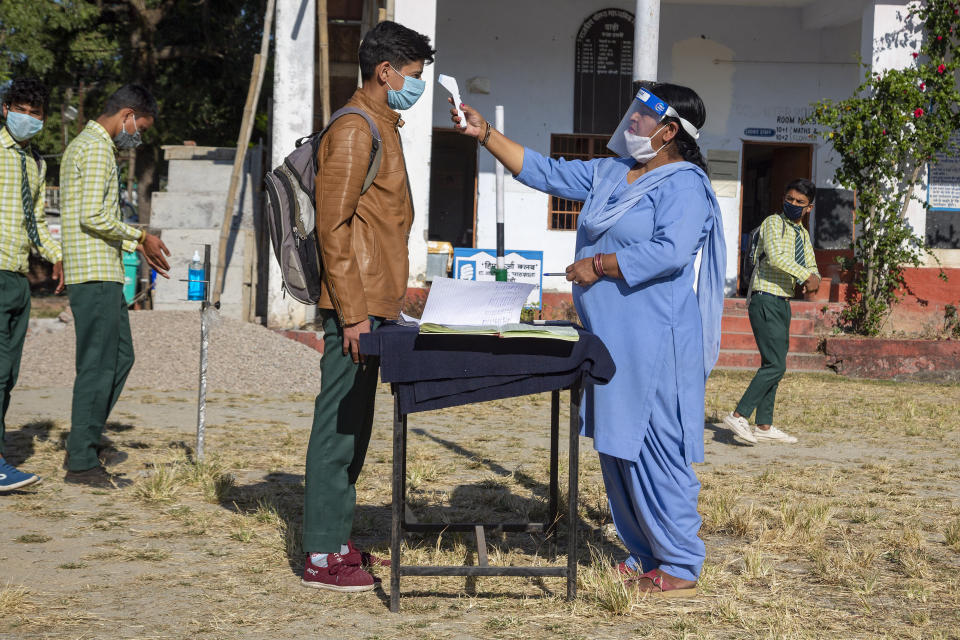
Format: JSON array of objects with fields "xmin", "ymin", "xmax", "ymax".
[{"xmin": 574, "ymin": 9, "xmax": 634, "ymax": 134}]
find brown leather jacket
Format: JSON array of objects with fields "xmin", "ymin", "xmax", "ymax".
[{"xmin": 314, "ymin": 89, "xmax": 413, "ymax": 326}]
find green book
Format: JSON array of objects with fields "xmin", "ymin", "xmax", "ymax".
[{"xmin": 419, "ymin": 322, "xmax": 579, "ymax": 342}]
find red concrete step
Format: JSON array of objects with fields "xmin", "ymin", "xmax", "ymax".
[
  {"xmin": 721, "ymin": 314, "xmax": 815, "ymax": 335},
  {"xmin": 724, "ymin": 297, "xmax": 842, "ymax": 318},
  {"xmin": 715, "ymin": 349, "xmax": 827, "ymax": 371},
  {"xmin": 720, "ymin": 331, "xmax": 820, "ymax": 353}
]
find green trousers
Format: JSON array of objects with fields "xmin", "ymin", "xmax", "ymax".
[
  {"xmin": 66, "ymin": 282, "xmax": 134, "ymax": 472},
  {"xmin": 735, "ymin": 293, "xmax": 791, "ymax": 426},
  {"xmin": 302, "ymin": 310, "xmax": 382, "ymax": 553},
  {"xmin": 0, "ymin": 271, "xmax": 30, "ymax": 455}
]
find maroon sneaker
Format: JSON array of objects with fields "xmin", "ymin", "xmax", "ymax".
[
  {"xmin": 301, "ymin": 553, "xmax": 375, "ymax": 592},
  {"xmin": 617, "ymin": 561, "xmax": 639, "ymax": 578},
  {"xmin": 344, "ymin": 540, "xmax": 391, "ymax": 568}
]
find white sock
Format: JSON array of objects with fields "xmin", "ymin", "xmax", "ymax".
[{"xmin": 309, "ymin": 546, "xmax": 349, "ymax": 567}]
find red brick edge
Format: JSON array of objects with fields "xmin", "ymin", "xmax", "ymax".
[
  {"xmin": 275, "ymin": 329, "xmax": 324, "ymax": 353},
  {"xmin": 823, "ymin": 337, "xmax": 960, "ymax": 381}
]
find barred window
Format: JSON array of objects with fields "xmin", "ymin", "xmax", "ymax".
[{"xmin": 548, "ymin": 134, "xmax": 615, "ymax": 230}]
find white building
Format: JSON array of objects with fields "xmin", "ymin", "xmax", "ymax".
[{"xmin": 266, "ymin": 0, "xmax": 956, "ymax": 326}]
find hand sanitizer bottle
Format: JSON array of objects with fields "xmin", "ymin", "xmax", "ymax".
[{"xmin": 187, "ymin": 250, "xmax": 205, "ymax": 301}]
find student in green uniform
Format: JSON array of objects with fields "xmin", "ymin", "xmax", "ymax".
[
  {"xmin": 0, "ymin": 79, "xmax": 62, "ymax": 492},
  {"xmin": 60, "ymin": 84, "xmax": 170, "ymax": 487},
  {"xmin": 724, "ymin": 179, "xmax": 820, "ymax": 445}
]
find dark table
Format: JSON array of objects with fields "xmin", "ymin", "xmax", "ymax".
[{"xmin": 360, "ymin": 323, "xmax": 615, "ymax": 612}]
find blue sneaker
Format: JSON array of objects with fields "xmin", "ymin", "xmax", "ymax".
[{"xmin": 0, "ymin": 459, "xmax": 41, "ymax": 492}]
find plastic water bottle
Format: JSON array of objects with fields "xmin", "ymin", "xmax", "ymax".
[{"xmin": 187, "ymin": 250, "xmax": 205, "ymax": 301}]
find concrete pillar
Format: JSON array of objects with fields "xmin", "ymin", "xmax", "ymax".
[
  {"xmin": 268, "ymin": 0, "xmax": 315, "ymax": 328},
  {"xmin": 633, "ymin": 0, "xmax": 661, "ymax": 83},
  {"xmin": 393, "ymin": 0, "xmax": 437, "ymax": 288},
  {"xmin": 860, "ymin": 1, "xmax": 926, "ymax": 238}
]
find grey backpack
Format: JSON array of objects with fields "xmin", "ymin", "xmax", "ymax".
[
  {"xmin": 745, "ymin": 214, "xmax": 787, "ymax": 299},
  {"xmin": 264, "ymin": 107, "xmax": 382, "ymax": 304}
]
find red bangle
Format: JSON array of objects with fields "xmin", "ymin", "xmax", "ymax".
[{"xmin": 593, "ymin": 253, "xmax": 605, "ymax": 277}]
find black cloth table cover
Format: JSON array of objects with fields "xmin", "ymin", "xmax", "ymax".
[{"xmin": 359, "ymin": 323, "xmax": 616, "ymax": 414}]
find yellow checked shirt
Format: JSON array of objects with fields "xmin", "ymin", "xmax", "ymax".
[
  {"xmin": 60, "ymin": 120, "xmax": 140, "ymax": 285},
  {"xmin": 752, "ymin": 213, "xmax": 819, "ymax": 298},
  {"xmin": 0, "ymin": 127, "xmax": 62, "ymax": 273}
]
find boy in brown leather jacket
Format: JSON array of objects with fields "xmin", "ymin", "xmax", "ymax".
[{"xmin": 301, "ymin": 20, "xmax": 435, "ymax": 592}]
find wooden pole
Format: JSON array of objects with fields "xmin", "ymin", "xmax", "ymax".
[
  {"xmin": 318, "ymin": 0, "xmax": 331, "ymax": 127},
  {"xmin": 211, "ymin": 0, "xmax": 276, "ymax": 306}
]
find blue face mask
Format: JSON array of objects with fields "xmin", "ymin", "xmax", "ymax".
[
  {"xmin": 783, "ymin": 201, "xmax": 805, "ymax": 220},
  {"xmin": 386, "ymin": 65, "xmax": 425, "ymax": 110},
  {"xmin": 5, "ymin": 110, "xmax": 43, "ymax": 142}
]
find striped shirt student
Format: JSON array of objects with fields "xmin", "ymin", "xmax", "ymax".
[
  {"xmin": 724, "ymin": 178, "xmax": 820, "ymax": 446},
  {"xmin": 60, "ymin": 84, "xmax": 171, "ymax": 489}
]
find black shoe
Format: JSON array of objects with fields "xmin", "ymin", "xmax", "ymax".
[
  {"xmin": 64, "ymin": 466, "xmax": 132, "ymax": 489},
  {"xmin": 62, "ymin": 446, "xmax": 128, "ymax": 471}
]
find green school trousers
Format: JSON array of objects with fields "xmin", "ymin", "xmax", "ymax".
[
  {"xmin": 302, "ymin": 310, "xmax": 383, "ymax": 553},
  {"xmin": 0, "ymin": 271, "xmax": 30, "ymax": 454},
  {"xmin": 735, "ymin": 293, "xmax": 791, "ymax": 426},
  {"xmin": 66, "ymin": 281, "xmax": 134, "ymax": 472}
]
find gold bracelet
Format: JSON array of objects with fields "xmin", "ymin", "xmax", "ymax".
[{"xmin": 139, "ymin": 229, "xmax": 147, "ymax": 244}]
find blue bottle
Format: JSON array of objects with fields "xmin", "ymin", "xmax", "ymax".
[{"xmin": 187, "ymin": 250, "xmax": 206, "ymax": 301}]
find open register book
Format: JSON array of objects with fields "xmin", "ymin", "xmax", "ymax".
[{"xmin": 412, "ymin": 278, "xmax": 579, "ymax": 342}]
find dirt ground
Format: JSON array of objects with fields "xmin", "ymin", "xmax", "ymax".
[{"xmin": 1, "ymin": 370, "xmax": 959, "ymax": 639}]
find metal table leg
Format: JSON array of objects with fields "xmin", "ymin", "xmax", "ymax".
[
  {"xmin": 548, "ymin": 390, "xmax": 560, "ymax": 537},
  {"xmin": 390, "ymin": 394, "xmax": 406, "ymax": 613},
  {"xmin": 567, "ymin": 381, "xmax": 582, "ymax": 601}
]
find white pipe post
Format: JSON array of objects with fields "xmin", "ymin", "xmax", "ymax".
[
  {"xmin": 634, "ymin": 0, "xmax": 661, "ymax": 83},
  {"xmin": 494, "ymin": 105, "xmax": 505, "ymax": 278}
]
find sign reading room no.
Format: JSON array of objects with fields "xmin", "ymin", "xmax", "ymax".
[{"xmin": 574, "ymin": 8, "xmax": 634, "ymax": 135}]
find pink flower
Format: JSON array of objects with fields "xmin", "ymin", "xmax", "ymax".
[
  {"xmin": 920, "ymin": 82, "xmax": 926, "ymax": 91},
  {"xmin": 882, "ymin": 129, "xmax": 888, "ymax": 135},
  {"xmin": 938, "ymin": 64, "xmax": 947, "ymax": 74},
  {"xmin": 914, "ymin": 107, "xmax": 924, "ymax": 118},
  {"xmin": 912, "ymin": 52, "xmax": 920, "ymax": 58},
  {"xmin": 938, "ymin": 35, "xmax": 943, "ymax": 41}
]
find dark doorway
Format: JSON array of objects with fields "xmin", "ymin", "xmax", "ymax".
[
  {"xmin": 428, "ymin": 129, "xmax": 477, "ymax": 247},
  {"xmin": 738, "ymin": 143, "xmax": 812, "ymax": 294}
]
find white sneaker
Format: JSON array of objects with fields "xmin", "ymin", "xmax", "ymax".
[
  {"xmin": 722, "ymin": 413, "xmax": 758, "ymax": 444},
  {"xmin": 753, "ymin": 425, "xmax": 798, "ymax": 444}
]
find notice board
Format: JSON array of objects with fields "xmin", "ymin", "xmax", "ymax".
[
  {"xmin": 574, "ymin": 9, "xmax": 634, "ymax": 135},
  {"xmin": 929, "ymin": 133, "xmax": 960, "ymax": 211}
]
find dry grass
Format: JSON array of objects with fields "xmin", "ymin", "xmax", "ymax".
[{"xmin": 1, "ymin": 374, "xmax": 958, "ymax": 639}]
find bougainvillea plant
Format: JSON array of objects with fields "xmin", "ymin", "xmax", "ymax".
[{"xmin": 808, "ymin": 0, "xmax": 960, "ymax": 335}]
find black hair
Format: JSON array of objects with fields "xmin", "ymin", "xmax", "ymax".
[
  {"xmin": 3, "ymin": 78, "xmax": 49, "ymax": 116},
  {"xmin": 358, "ymin": 20, "xmax": 436, "ymax": 80},
  {"xmin": 102, "ymin": 84, "xmax": 158, "ymax": 119},
  {"xmin": 785, "ymin": 178, "xmax": 816, "ymax": 202},
  {"xmin": 635, "ymin": 81, "xmax": 707, "ymax": 172}
]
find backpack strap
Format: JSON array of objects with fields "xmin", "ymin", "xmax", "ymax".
[
  {"xmin": 747, "ymin": 214, "xmax": 781, "ymax": 301},
  {"xmin": 306, "ymin": 106, "xmax": 383, "ymax": 195}
]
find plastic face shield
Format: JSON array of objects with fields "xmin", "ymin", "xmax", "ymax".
[{"xmin": 606, "ymin": 88, "xmax": 699, "ymax": 158}]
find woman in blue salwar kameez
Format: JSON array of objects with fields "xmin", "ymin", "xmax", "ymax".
[{"xmin": 450, "ymin": 82, "xmax": 725, "ymax": 596}]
